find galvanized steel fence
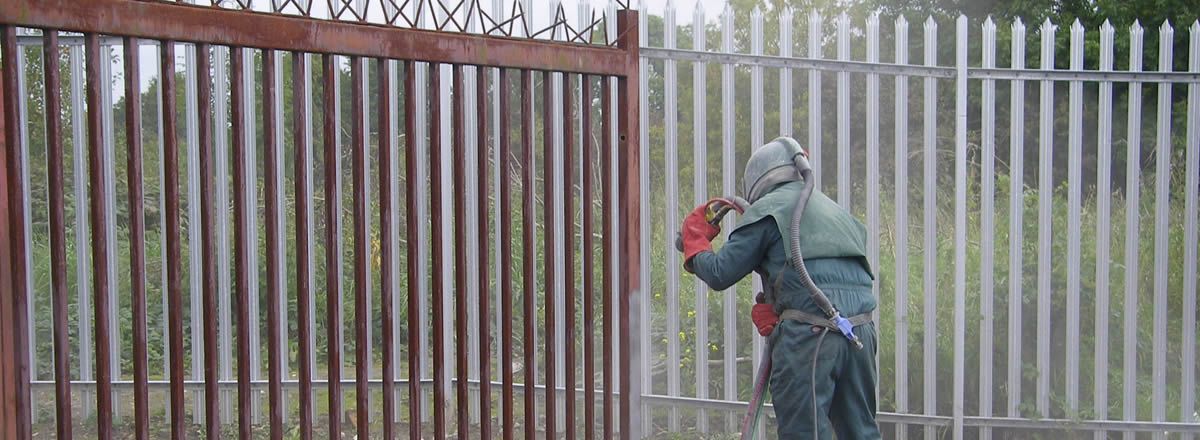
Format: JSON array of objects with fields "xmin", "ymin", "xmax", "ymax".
[{"xmin": 634, "ymin": 3, "xmax": 1198, "ymax": 440}]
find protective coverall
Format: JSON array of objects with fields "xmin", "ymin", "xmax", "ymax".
[{"xmin": 686, "ymin": 181, "xmax": 882, "ymax": 439}]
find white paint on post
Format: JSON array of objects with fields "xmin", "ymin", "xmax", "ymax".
[
  {"xmin": 16, "ymin": 42, "xmax": 34, "ymax": 389},
  {"xmin": 1006, "ymin": 18, "xmax": 1026, "ymax": 419},
  {"xmin": 921, "ymin": 17, "xmax": 937, "ymax": 440},
  {"xmin": 1094, "ymin": 20, "xmax": 1115, "ymax": 440},
  {"xmin": 1182, "ymin": 20, "xmax": 1200, "ymax": 437},
  {"xmin": 663, "ymin": 2, "xmax": 681, "ymax": 430},
  {"xmin": 214, "ymin": 44, "xmax": 235, "ymax": 421},
  {"xmin": 979, "ymin": 18, "xmax": 996, "ymax": 440},
  {"xmin": 808, "ymin": 11, "xmax": 822, "ymax": 190},
  {"xmin": 100, "ymin": 44, "xmax": 122, "ymax": 418},
  {"xmin": 1123, "ymin": 23, "xmax": 1144, "ymax": 440},
  {"xmin": 273, "ymin": 49, "xmax": 291, "ymax": 423},
  {"xmin": 749, "ymin": 8, "xmax": 765, "ymax": 417},
  {"xmin": 1035, "ymin": 18, "xmax": 1055, "ymax": 419},
  {"xmin": 892, "ymin": 15, "xmax": 909, "ymax": 439},
  {"xmin": 186, "ymin": 43, "xmax": 205, "ymax": 423},
  {"xmin": 836, "ymin": 13, "xmax": 851, "ymax": 209},
  {"xmin": 720, "ymin": 4, "xmax": 738, "ymax": 431},
  {"xmin": 70, "ymin": 44, "xmax": 94, "ymax": 419},
  {"xmin": 1066, "ymin": 19, "xmax": 1084, "ymax": 417},
  {"xmin": 865, "ymin": 13, "xmax": 880, "ymax": 404},
  {"xmin": 1151, "ymin": 21, "xmax": 1174, "ymax": 439},
  {"xmin": 779, "ymin": 7, "xmax": 792, "ymax": 137},
  {"xmin": 692, "ymin": 2, "xmax": 709, "ymax": 433},
  {"xmin": 952, "ymin": 15, "xmax": 968, "ymax": 440}
]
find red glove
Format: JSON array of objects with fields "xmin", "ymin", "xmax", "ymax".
[
  {"xmin": 681, "ymin": 204, "xmax": 720, "ymax": 265},
  {"xmin": 751, "ymin": 303, "xmax": 780, "ymax": 337}
]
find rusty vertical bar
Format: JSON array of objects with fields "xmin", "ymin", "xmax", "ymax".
[
  {"xmin": 230, "ymin": 46, "xmax": 252, "ymax": 440},
  {"xmin": 262, "ymin": 48, "xmax": 284, "ymax": 440},
  {"xmin": 378, "ymin": 56, "xmax": 395, "ymax": 440},
  {"xmin": 404, "ymin": 59, "xmax": 423, "ymax": 440},
  {"xmin": 196, "ymin": 42, "xmax": 221, "ymax": 440},
  {"xmin": 498, "ymin": 67, "xmax": 515, "ymax": 440},
  {"xmin": 615, "ymin": 10, "xmax": 641, "ymax": 439},
  {"xmin": 520, "ymin": 68, "xmax": 536, "ymax": 440},
  {"xmin": 84, "ymin": 32, "xmax": 115, "ymax": 440},
  {"xmin": 42, "ymin": 30, "xmax": 74, "ymax": 440},
  {"xmin": 543, "ymin": 69, "xmax": 558, "ymax": 440},
  {"xmin": 429, "ymin": 61, "xmax": 448, "ymax": 440},
  {"xmin": 600, "ymin": 76, "xmax": 613, "ymax": 440},
  {"xmin": 124, "ymin": 35, "xmax": 151, "ymax": 440},
  {"xmin": 292, "ymin": 50, "xmax": 314, "ymax": 440},
  {"xmin": 350, "ymin": 55, "xmax": 370, "ymax": 440},
  {"xmin": 581, "ymin": 74, "xmax": 595, "ymax": 440},
  {"xmin": 563, "ymin": 72, "xmax": 577, "ymax": 440},
  {"xmin": 161, "ymin": 39, "xmax": 186, "ymax": 440},
  {"xmin": 452, "ymin": 64, "xmax": 470, "ymax": 437},
  {"xmin": 476, "ymin": 65, "xmax": 493, "ymax": 440},
  {"xmin": 321, "ymin": 53, "xmax": 343, "ymax": 439},
  {"xmin": 0, "ymin": 44, "xmax": 15, "ymax": 440},
  {"xmin": 0, "ymin": 27, "xmax": 29, "ymax": 440}
]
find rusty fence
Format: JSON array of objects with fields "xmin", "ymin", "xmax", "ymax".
[{"xmin": 0, "ymin": 0, "xmax": 643, "ymax": 438}]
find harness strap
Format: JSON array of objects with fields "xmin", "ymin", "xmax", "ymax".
[{"xmin": 779, "ymin": 309, "xmax": 873, "ymax": 331}]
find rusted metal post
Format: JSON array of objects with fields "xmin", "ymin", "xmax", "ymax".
[
  {"xmin": 404, "ymin": 59, "xmax": 423, "ymax": 440},
  {"xmin": 124, "ymin": 35, "xmax": 150, "ymax": 440},
  {"xmin": 231, "ymin": 46, "xmax": 252, "ymax": 440},
  {"xmin": 430, "ymin": 61, "xmax": 448, "ymax": 440},
  {"xmin": 262, "ymin": 48, "xmax": 284, "ymax": 440},
  {"xmin": 196, "ymin": 42, "xmax": 221, "ymax": 440},
  {"xmin": 615, "ymin": 9, "xmax": 641, "ymax": 440},
  {"xmin": 0, "ymin": 47, "xmax": 16, "ymax": 440},
  {"xmin": 350, "ymin": 55, "xmax": 370, "ymax": 440},
  {"xmin": 321, "ymin": 53, "xmax": 343, "ymax": 439},
  {"xmin": 452, "ymin": 63, "xmax": 470, "ymax": 438},
  {"xmin": 378, "ymin": 56, "xmax": 395, "ymax": 440},
  {"xmin": 85, "ymin": 32, "xmax": 115, "ymax": 440},
  {"xmin": 161, "ymin": 39, "xmax": 186, "ymax": 440},
  {"xmin": 292, "ymin": 50, "xmax": 315, "ymax": 440},
  {"xmin": 498, "ymin": 67, "xmax": 516, "ymax": 440},
  {"xmin": 520, "ymin": 68, "xmax": 536, "ymax": 440},
  {"xmin": 581, "ymin": 74, "xmax": 595, "ymax": 440},
  {"xmin": 542, "ymin": 69, "xmax": 557, "ymax": 440},
  {"xmin": 476, "ymin": 64, "xmax": 493, "ymax": 440},
  {"xmin": 563, "ymin": 72, "xmax": 577, "ymax": 440},
  {"xmin": 43, "ymin": 30, "xmax": 74, "ymax": 440},
  {"xmin": 1, "ymin": 24, "xmax": 30, "ymax": 440},
  {"xmin": 600, "ymin": 76, "xmax": 613, "ymax": 440}
]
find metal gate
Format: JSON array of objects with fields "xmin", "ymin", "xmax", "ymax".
[{"xmin": 0, "ymin": 0, "xmax": 642, "ymax": 438}]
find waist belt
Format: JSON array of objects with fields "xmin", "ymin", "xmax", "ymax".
[{"xmin": 779, "ymin": 309, "xmax": 873, "ymax": 331}]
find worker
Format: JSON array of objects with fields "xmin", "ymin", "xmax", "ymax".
[{"xmin": 678, "ymin": 137, "xmax": 882, "ymax": 439}]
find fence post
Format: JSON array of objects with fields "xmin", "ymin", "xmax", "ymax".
[
  {"xmin": 616, "ymin": 8, "xmax": 642, "ymax": 440},
  {"xmin": 0, "ymin": 30, "xmax": 21, "ymax": 440},
  {"xmin": 952, "ymin": 14, "xmax": 968, "ymax": 440},
  {"xmin": 1, "ymin": 25, "xmax": 30, "ymax": 440}
]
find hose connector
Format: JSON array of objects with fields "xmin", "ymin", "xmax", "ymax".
[{"xmin": 830, "ymin": 311, "xmax": 863, "ymax": 350}]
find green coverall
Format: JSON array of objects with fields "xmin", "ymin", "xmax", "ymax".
[{"xmin": 688, "ymin": 181, "xmax": 882, "ymax": 439}]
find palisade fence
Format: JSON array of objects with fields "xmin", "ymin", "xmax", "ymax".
[
  {"xmin": 633, "ymin": 2, "xmax": 1198, "ymax": 440},
  {"xmin": 4, "ymin": 0, "xmax": 1199, "ymax": 439}
]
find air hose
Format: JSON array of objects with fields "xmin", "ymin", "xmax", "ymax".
[{"xmin": 788, "ymin": 154, "xmax": 862, "ymax": 350}]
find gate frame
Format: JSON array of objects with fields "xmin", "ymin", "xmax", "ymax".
[{"xmin": 0, "ymin": 0, "xmax": 643, "ymax": 438}]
